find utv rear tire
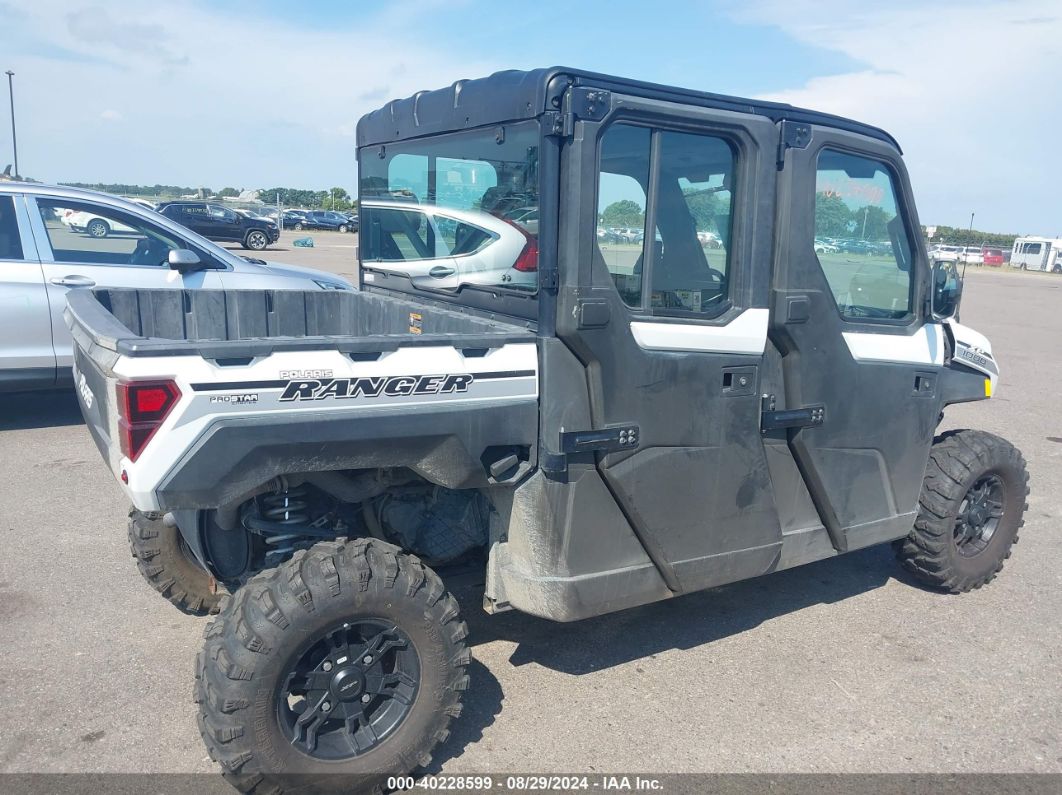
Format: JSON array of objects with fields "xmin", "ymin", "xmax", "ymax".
[
  {"xmin": 195, "ymin": 538, "xmax": 469, "ymax": 794},
  {"xmin": 897, "ymin": 430, "xmax": 1029, "ymax": 593},
  {"xmin": 128, "ymin": 508, "xmax": 222, "ymax": 616}
]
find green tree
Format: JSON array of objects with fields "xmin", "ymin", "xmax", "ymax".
[
  {"xmin": 815, "ymin": 191, "xmax": 852, "ymax": 237},
  {"xmin": 601, "ymin": 199, "xmax": 644, "ymax": 228},
  {"xmin": 857, "ymin": 205, "xmax": 892, "ymax": 241},
  {"xmin": 683, "ymin": 188, "xmax": 725, "ymax": 232},
  {"xmin": 218, "ymin": 187, "xmax": 239, "ymax": 198}
]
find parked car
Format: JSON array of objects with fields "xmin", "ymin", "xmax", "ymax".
[
  {"xmin": 928, "ymin": 244, "xmax": 962, "ymax": 264},
  {"xmin": 981, "ymin": 248, "xmax": 1004, "ymax": 266},
  {"xmin": 814, "ymin": 238, "xmax": 838, "ymax": 254},
  {"xmin": 296, "ymin": 210, "xmax": 357, "ymax": 232},
  {"xmin": 957, "ymin": 246, "xmax": 984, "ymax": 266},
  {"xmin": 156, "ymin": 201, "xmax": 280, "ymax": 251},
  {"xmin": 360, "ymin": 199, "xmax": 537, "ymax": 290},
  {"xmin": 0, "ymin": 183, "xmax": 352, "ymax": 393},
  {"xmin": 279, "ymin": 209, "xmax": 309, "ymax": 228},
  {"xmin": 343, "ymin": 213, "xmax": 359, "ymax": 233}
]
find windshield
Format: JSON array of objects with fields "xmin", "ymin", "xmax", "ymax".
[{"xmin": 359, "ymin": 122, "xmax": 540, "ymax": 298}]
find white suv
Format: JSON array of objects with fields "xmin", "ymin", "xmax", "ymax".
[{"xmin": 0, "ymin": 183, "xmax": 352, "ymax": 393}]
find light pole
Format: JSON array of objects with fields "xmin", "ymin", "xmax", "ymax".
[
  {"xmin": 4, "ymin": 70, "xmax": 17, "ymax": 178},
  {"xmin": 962, "ymin": 212, "xmax": 975, "ymax": 278}
]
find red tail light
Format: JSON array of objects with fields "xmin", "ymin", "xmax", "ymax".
[
  {"xmin": 500, "ymin": 217, "xmax": 538, "ymax": 273},
  {"xmin": 117, "ymin": 380, "xmax": 181, "ymax": 462},
  {"xmin": 513, "ymin": 235, "xmax": 539, "ymax": 272}
]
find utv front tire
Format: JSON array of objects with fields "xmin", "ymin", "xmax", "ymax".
[
  {"xmin": 897, "ymin": 430, "xmax": 1029, "ymax": 593},
  {"xmin": 195, "ymin": 538, "xmax": 469, "ymax": 794},
  {"xmin": 129, "ymin": 508, "xmax": 222, "ymax": 616}
]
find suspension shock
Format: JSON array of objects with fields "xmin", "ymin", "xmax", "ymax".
[
  {"xmin": 259, "ymin": 485, "xmax": 310, "ymax": 525},
  {"xmin": 242, "ymin": 483, "xmax": 337, "ymax": 565}
]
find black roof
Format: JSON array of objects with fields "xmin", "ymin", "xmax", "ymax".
[{"xmin": 356, "ymin": 66, "xmax": 899, "ymax": 151}]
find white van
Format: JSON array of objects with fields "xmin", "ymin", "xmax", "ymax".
[{"xmin": 1011, "ymin": 237, "xmax": 1062, "ymax": 272}]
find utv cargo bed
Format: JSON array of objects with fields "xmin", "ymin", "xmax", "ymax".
[{"xmin": 66, "ymin": 287, "xmax": 539, "ymax": 514}]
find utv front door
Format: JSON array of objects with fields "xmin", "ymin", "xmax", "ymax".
[
  {"xmin": 554, "ymin": 94, "xmax": 784, "ymax": 594},
  {"xmin": 772, "ymin": 128, "xmax": 940, "ymax": 551}
]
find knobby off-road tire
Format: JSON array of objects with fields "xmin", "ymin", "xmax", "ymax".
[
  {"xmin": 128, "ymin": 508, "xmax": 222, "ymax": 616},
  {"xmin": 195, "ymin": 538, "xmax": 469, "ymax": 794},
  {"xmin": 897, "ymin": 429, "xmax": 1029, "ymax": 593}
]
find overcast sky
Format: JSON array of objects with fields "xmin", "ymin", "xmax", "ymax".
[{"xmin": 1, "ymin": 0, "xmax": 1058, "ymax": 233}]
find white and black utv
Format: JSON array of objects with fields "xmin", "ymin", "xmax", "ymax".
[{"xmin": 68, "ymin": 67, "xmax": 1028, "ymax": 793}]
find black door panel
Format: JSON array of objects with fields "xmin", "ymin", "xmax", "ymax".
[
  {"xmin": 772, "ymin": 129, "xmax": 940, "ymax": 552},
  {"xmin": 554, "ymin": 94, "xmax": 783, "ymax": 594}
]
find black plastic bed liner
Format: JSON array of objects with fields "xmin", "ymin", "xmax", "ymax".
[{"xmin": 65, "ymin": 288, "xmax": 536, "ymax": 358}]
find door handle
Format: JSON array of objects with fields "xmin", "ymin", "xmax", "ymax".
[
  {"xmin": 50, "ymin": 275, "xmax": 96, "ymax": 288},
  {"xmin": 428, "ymin": 265, "xmax": 455, "ymax": 278}
]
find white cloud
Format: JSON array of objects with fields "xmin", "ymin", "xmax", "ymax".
[
  {"xmin": 727, "ymin": 0, "xmax": 1062, "ymax": 233},
  {"xmin": 0, "ymin": 0, "xmax": 499, "ymax": 191}
]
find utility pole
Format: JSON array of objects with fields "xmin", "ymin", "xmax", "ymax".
[
  {"xmin": 861, "ymin": 206, "xmax": 869, "ymax": 240},
  {"xmin": 4, "ymin": 70, "xmax": 17, "ymax": 178}
]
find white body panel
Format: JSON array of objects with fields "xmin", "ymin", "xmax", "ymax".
[
  {"xmin": 629, "ymin": 308, "xmax": 769, "ymax": 355},
  {"xmin": 842, "ymin": 323, "xmax": 945, "ymax": 366},
  {"xmin": 102, "ymin": 342, "xmax": 539, "ymax": 510}
]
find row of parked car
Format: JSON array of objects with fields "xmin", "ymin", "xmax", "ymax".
[
  {"xmin": 928, "ymin": 244, "xmax": 1006, "ymax": 266},
  {"xmin": 58, "ymin": 198, "xmax": 359, "ymax": 252},
  {"xmin": 813, "ymin": 237, "xmax": 893, "ymax": 256}
]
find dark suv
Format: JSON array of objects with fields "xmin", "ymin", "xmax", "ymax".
[
  {"xmin": 156, "ymin": 201, "xmax": 280, "ymax": 250},
  {"xmin": 295, "ymin": 210, "xmax": 355, "ymax": 232}
]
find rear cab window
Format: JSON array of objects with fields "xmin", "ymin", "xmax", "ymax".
[{"xmin": 359, "ymin": 123, "xmax": 540, "ymax": 303}]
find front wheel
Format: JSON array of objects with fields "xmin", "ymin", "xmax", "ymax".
[
  {"xmin": 244, "ymin": 230, "xmax": 269, "ymax": 250},
  {"xmin": 195, "ymin": 538, "xmax": 469, "ymax": 794},
  {"xmin": 897, "ymin": 430, "xmax": 1029, "ymax": 593},
  {"xmin": 294, "ymin": 222, "xmax": 304, "ymax": 231},
  {"xmin": 338, "ymin": 224, "xmax": 348, "ymax": 233}
]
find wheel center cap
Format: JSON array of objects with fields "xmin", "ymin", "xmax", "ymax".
[{"xmin": 329, "ymin": 667, "xmax": 365, "ymax": 701}]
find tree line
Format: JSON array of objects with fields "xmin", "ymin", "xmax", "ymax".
[{"xmin": 61, "ymin": 183, "xmax": 357, "ymax": 211}]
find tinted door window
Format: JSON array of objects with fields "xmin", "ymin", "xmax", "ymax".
[
  {"xmin": 813, "ymin": 150, "xmax": 913, "ymax": 321},
  {"xmin": 596, "ymin": 124, "xmax": 735, "ymax": 316},
  {"xmin": 651, "ymin": 131, "xmax": 734, "ymax": 315},
  {"xmin": 0, "ymin": 196, "xmax": 24, "ymax": 260},
  {"xmin": 37, "ymin": 199, "xmax": 185, "ymax": 266},
  {"xmin": 597, "ymin": 124, "xmax": 650, "ymax": 307}
]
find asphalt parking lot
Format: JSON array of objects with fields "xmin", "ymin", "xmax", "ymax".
[{"xmin": 0, "ymin": 246, "xmax": 1060, "ymax": 778}]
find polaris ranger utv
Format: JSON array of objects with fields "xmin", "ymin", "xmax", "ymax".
[{"xmin": 68, "ymin": 67, "xmax": 1028, "ymax": 792}]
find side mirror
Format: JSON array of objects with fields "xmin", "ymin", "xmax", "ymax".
[
  {"xmin": 931, "ymin": 261, "xmax": 962, "ymax": 319},
  {"xmin": 168, "ymin": 248, "xmax": 204, "ymax": 273}
]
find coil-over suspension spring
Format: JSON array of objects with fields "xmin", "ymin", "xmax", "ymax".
[{"xmin": 244, "ymin": 482, "xmax": 336, "ymax": 565}]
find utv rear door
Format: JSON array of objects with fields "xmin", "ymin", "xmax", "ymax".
[
  {"xmin": 772, "ymin": 127, "xmax": 940, "ymax": 552},
  {"xmin": 554, "ymin": 92, "xmax": 784, "ymax": 594}
]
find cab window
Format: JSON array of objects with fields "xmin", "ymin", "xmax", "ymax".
[
  {"xmin": 813, "ymin": 150, "xmax": 914, "ymax": 321},
  {"xmin": 596, "ymin": 123, "xmax": 735, "ymax": 316}
]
